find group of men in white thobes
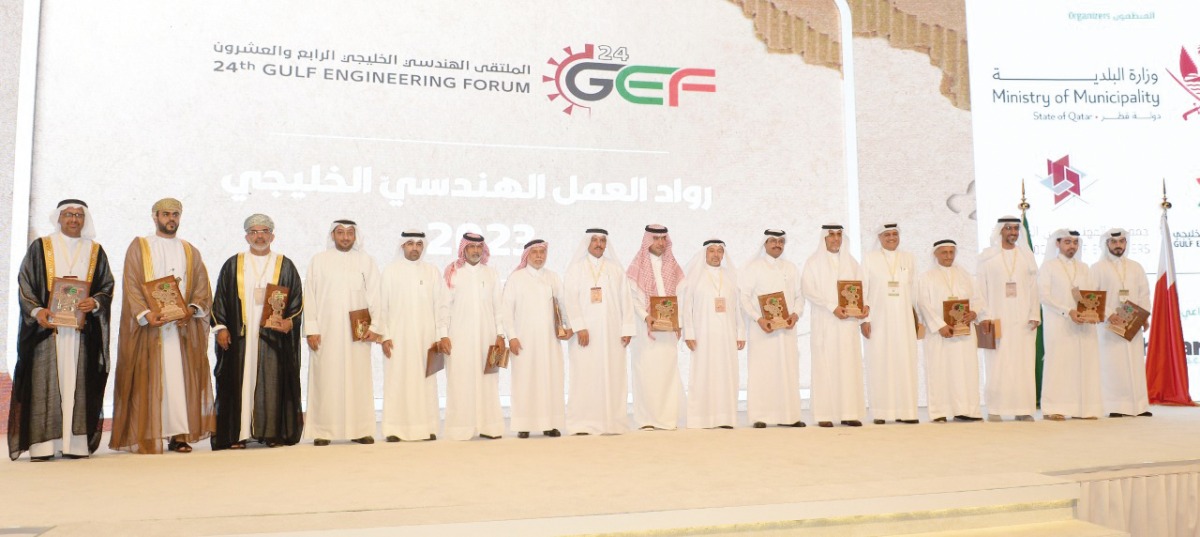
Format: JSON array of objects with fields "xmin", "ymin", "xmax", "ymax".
[{"xmin": 298, "ymin": 217, "xmax": 1155, "ymax": 447}]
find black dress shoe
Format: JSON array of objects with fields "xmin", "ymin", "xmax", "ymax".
[
  {"xmin": 932, "ymin": 417, "xmax": 947, "ymax": 423},
  {"xmin": 790, "ymin": 421, "xmax": 806, "ymax": 428},
  {"xmin": 639, "ymin": 425, "xmax": 657, "ymax": 431},
  {"xmin": 841, "ymin": 420, "xmax": 862, "ymax": 427},
  {"xmin": 818, "ymin": 421, "xmax": 833, "ymax": 428},
  {"xmin": 352, "ymin": 436, "xmax": 375, "ymax": 444},
  {"xmin": 480, "ymin": 434, "xmax": 501, "ymax": 439},
  {"xmin": 1138, "ymin": 411, "xmax": 1153, "ymax": 417},
  {"xmin": 873, "ymin": 419, "xmax": 885, "ymax": 425},
  {"xmin": 427, "ymin": 434, "xmax": 437, "ymax": 441},
  {"xmin": 953, "ymin": 415, "xmax": 982, "ymax": 422},
  {"xmin": 718, "ymin": 425, "xmax": 734, "ymax": 429},
  {"xmin": 386, "ymin": 435, "xmax": 401, "ymax": 443},
  {"xmin": 544, "ymin": 429, "xmax": 561, "ymax": 437},
  {"xmin": 1109, "ymin": 412, "xmax": 1131, "ymax": 418},
  {"xmin": 518, "ymin": 431, "xmax": 530, "ymax": 439},
  {"xmin": 898, "ymin": 419, "xmax": 919, "ymax": 424},
  {"xmin": 574, "ymin": 432, "xmax": 590, "ymax": 436},
  {"xmin": 753, "ymin": 422, "xmax": 767, "ymax": 428},
  {"xmin": 30, "ymin": 455, "xmax": 53, "ymax": 462},
  {"xmin": 62, "ymin": 453, "xmax": 89, "ymax": 459},
  {"xmin": 313, "ymin": 439, "xmax": 331, "ymax": 446}
]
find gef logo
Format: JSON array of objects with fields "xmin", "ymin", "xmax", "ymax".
[{"xmin": 544, "ymin": 44, "xmax": 716, "ymax": 115}]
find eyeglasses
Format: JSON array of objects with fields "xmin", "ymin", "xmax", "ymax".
[
  {"xmin": 246, "ymin": 229, "xmax": 273, "ymax": 236},
  {"xmin": 62, "ymin": 212, "xmax": 85, "ymax": 219}
]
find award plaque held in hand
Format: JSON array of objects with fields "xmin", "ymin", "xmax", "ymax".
[
  {"xmin": 426, "ymin": 343, "xmax": 445, "ymax": 377},
  {"xmin": 259, "ymin": 284, "xmax": 289, "ymax": 330},
  {"xmin": 484, "ymin": 344, "xmax": 509, "ymax": 374},
  {"xmin": 942, "ymin": 299, "xmax": 972, "ymax": 337},
  {"xmin": 1073, "ymin": 289, "xmax": 1107, "ymax": 323},
  {"xmin": 649, "ymin": 296, "xmax": 679, "ymax": 331},
  {"xmin": 49, "ymin": 277, "xmax": 91, "ymax": 329},
  {"xmin": 1107, "ymin": 300, "xmax": 1149, "ymax": 341},
  {"xmin": 837, "ymin": 280, "xmax": 865, "ymax": 317},
  {"xmin": 552, "ymin": 297, "xmax": 570, "ymax": 338},
  {"xmin": 976, "ymin": 319, "xmax": 1001, "ymax": 349},
  {"xmin": 142, "ymin": 275, "xmax": 187, "ymax": 322},
  {"xmin": 348, "ymin": 309, "xmax": 372, "ymax": 342},
  {"xmin": 758, "ymin": 292, "xmax": 790, "ymax": 330}
]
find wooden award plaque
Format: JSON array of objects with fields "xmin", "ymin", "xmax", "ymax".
[
  {"xmin": 648, "ymin": 295, "xmax": 679, "ymax": 331},
  {"xmin": 976, "ymin": 319, "xmax": 1001, "ymax": 349},
  {"xmin": 426, "ymin": 343, "xmax": 445, "ymax": 377},
  {"xmin": 484, "ymin": 344, "xmax": 510, "ymax": 374},
  {"xmin": 49, "ymin": 277, "xmax": 91, "ymax": 329},
  {"xmin": 142, "ymin": 275, "xmax": 187, "ymax": 322},
  {"xmin": 837, "ymin": 280, "xmax": 865, "ymax": 317},
  {"xmin": 758, "ymin": 292, "xmax": 790, "ymax": 330},
  {"xmin": 942, "ymin": 299, "xmax": 972, "ymax": 337},
  {"xmin": 1073, "ymin": 289, "xmax": 1107, "ymax": 324},
  {"xmin": 259, "ymin": 283, "xmax": 289, "ymax": 329},
  {"xmin": 1107, "ymin": 300, "xmax": 1150, "ymax": 341},
  {"xmin": 553, "ymin": 297, "xmax": 570, "ymax": 338},
  {"xmin": 348, "ymin": 308, "xmax": 372, "ymax": 341}
]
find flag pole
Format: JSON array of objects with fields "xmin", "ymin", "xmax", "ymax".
[
  {"xmin": 1162, "ymin": 178, "xmax": 1172, "ymax": 212},
  {"xmin": 1020, "ymin": 179, "xmax": 1045, "ymax": 407}
]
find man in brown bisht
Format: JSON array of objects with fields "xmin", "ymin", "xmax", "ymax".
[{"xmin": 109, "ymin": 198, "xmax": 215, "ymax": 454}]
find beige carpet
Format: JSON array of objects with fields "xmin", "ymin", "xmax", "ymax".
[{"xmin": 2, "ymin": 406, "xmax": 1198, "ymax": 536}]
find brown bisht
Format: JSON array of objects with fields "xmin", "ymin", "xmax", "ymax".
[
  {"xmin": 109, "ymin": 237, "xmax": 215, "ymax": 453},
  {"xmin": 210, "ymin": 253, "xmax": 305, "ymax": 449},
  {"xmin": 9, "ymin": 238, "xmax": 114, "ymax": 460}
]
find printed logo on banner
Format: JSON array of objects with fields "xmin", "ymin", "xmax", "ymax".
[
  {"xmin": 1167, "ymin": 46, "xmax": 1200, "ymax": 120},
  {"xmin": 1040, "ymin": 155, "xmax": 1096, "ymax": 208},
  {"xmin": 543, "ymin": 44, "xmax": 716, "ymax": 115}
]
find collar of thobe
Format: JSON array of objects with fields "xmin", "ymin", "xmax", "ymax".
[
  {"xmin": 938, "ymin": 265, "xmax": 958, "ymax": 293},
  {"xmin": 1109, "ymin": 257, "xmax": 1128, "ymax": 287},
  {"xmin": 53, "ymin": 232, "xmax": 88, "ymax": 274},
  {"xmin": 882, "ymin": 249, "xmax": 899, "ymax": 280},
  {"xmin": 1057, "ymin": 255, "xmax": 1079, "ymax": 284},
  {"xmin": 525, "ymin": 265, "xmax": 543, "ymax": 276},
  {"xmin": 588, "ymin": 254, "xmax": 605, "ymax": 285}
]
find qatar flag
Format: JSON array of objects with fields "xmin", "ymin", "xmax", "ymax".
[{"xmin": 1145, "ymin": 211, "xmax": 1195, "ymax": 405}]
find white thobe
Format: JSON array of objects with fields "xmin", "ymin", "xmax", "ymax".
[
  {"xmin": 29, "ymin": 233, "xmax": 91, "ymax": 457},
  {"xmin": 683, "ymin": 266, "xmax": 744, "ymax": 428},
  {"xmin": 563, "ymin": 255, "xmax": 637, "ymax": 435},
  {"xmin": 801, "ymin": 251, "xmax": 866, "ymax": 423},
  {"xmin": 918, "ymin": 265, "xmax": 982, "ymax": 419},
  {"xmin": 1093, "ymin": 257, "xmax": 1151, "ymax": 416},
  {"xmin": 503, "ymin": 267, "xmax": 567, "ymax": 433},
  {"xmin": 975, "ymin": 246, "xmax": 1041, "ymax": 416},
  {"xmin": 380, "ymin": 258, "xmax": 447, "ymax": 440},
  {"xmin": 138, "ymin": 235, "xmax": 206, "ymax": 438},
  {"xmin": 738, "ymin": 255, "xmax": 803, "ymax": 424},
  {"xmin": 219, "ymin": 252, "xmax": 277, "ymax": 442},
  {"xmin": 303, "ymin": 249, "xmax": 381, "ymax": 440},
  {"xmin": 443, "ymin": 263, "xmax": 505, "ymax": 440},
  {"xmin": 630, "ymin": 255, "xmax": 684, "ymax": 430},
  {"xmin": 860, "ymin": 249, "xmax": 919, "ymax": 421},
  {"xmin": 1038, "ymin": 256, "xmax": 1104, "ymax": 418}
]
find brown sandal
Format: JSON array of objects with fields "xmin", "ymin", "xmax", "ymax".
[{"xmin": 168, "ymin": 439, "xmax": 193, "ymax": 453}]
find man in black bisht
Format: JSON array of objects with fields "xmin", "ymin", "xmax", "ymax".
[
  {"xmin": 210, "ymin": 213, "xmax": 304, "ymax": 449},
  {"xmin": 10, "ymin": 199, "xmax": 115, "ymax": 461}
]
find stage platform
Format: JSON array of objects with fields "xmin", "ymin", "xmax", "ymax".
[{"xmin": 2, "ymin": 406, "xmax": 1198, "ymax": 537}]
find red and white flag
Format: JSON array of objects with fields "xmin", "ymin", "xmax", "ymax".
[{"xmin": 1146, "ymin": 211, "xmax": 1195, "ymax": 405}]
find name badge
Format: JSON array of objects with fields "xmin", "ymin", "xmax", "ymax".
[
  {"xmin": 1005, "ymin": 282, "xmax": 1017, "ymax": 297},
  {"xmin": 888, "ymin": 280, "xmax": 900, "ymax": 297},
  {"xmin": 590, "ymin": 287, "xmax": 603, "ymax": 304},
  {"xmin": 253, "ymin": 287, "xmax": 266, "ymax": 304},
  {"xmin": 948, "ymin": 296, "xmax": 958, "ymax": 301},
  {"xmin": 714, "ymin": 297, "xmax": 726, "ymax": 312},
  {"xmin": 1119, "ymin": 289, "xmax": 1129, "ymax": 299}
]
